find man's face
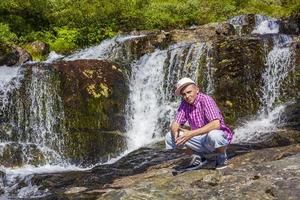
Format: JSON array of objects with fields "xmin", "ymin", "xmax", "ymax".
[{"xmin": 180, "ymin": 84, "xmax": 199, "ymax": 104}]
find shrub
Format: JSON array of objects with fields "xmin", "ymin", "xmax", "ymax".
[
  {"xmin": 49, "ymin": 27, "xmax": 79, "ymax": 53},
  {"xmin": 0, "ymin": 23, "xmax": 17, "ymax": 44}
]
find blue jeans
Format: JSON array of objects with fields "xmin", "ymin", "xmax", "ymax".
[{"xmin": 165, "ymin": 130, "xmax": 228, "ymax": 153}]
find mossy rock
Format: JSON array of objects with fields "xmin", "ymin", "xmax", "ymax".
[
  {"xmin": 199, "ymin": 36, "xmax": 267, "ymax": 127},
  {"xmin": 52, "ymin": 59, "xmax": 129, "ymax": 164}
]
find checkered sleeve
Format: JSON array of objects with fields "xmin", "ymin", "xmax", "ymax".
[
  {"xmin": 175, "ymin": 102, "xmax": 187, "ymax": 125},
  {"xmin": 203, "ymin": 95, "xmax": 222, "ymax": 122}
]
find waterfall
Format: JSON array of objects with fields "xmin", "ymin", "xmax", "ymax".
[
  {"xmin": 164, "ymin": 43, "xmax": 205, "ymax": 100},
  {"xmin": 125, "ymin": 50, "xmax": 168, "ymax": 150},
  {"xmin": 24, "ymin": 67, "xmax": 66, "ymax": 164},
  {"xmin": 125, "ymin": 42, "xmax": 205, "ymax": 151},
  {"xmin": 233, "ymin": 36, "xmax": 295, "ymax": 143},
  {"xmin": 0, "ymin": 66, "xmax": 66, "ymax": 167}
]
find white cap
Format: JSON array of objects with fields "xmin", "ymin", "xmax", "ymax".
[{"xmin": 175, "ymin": 77, "xmax": 196, "ymax": 96}]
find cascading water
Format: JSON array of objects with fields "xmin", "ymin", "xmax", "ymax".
[
  {"xmin": 0, "ymin": 65, "xmax": 81, "ymax": 198},
  {"xmin": 0, "ymin": 66, "xmax": 66, "ymax": 167},
  {"xmin": 252, "ymin": 15, "xmax": 279, "ymax": 34},
  {"xmin": 125, "ymin": 50, "xmax": 168, "ymax": 150},
  {"xmin": 233, "ymin": 34, "xmax": 295, "ymax": 143},
  {"xmin": 0, "ymin": 66, "xmax": 22, "ymax": 109},
  {"xmin": 164, "ymin": 43, "xmax": 205, "ymax": 100},
  {"xmin": 228, "ymin": 14, "xmax": 279, "ymax": 35}
]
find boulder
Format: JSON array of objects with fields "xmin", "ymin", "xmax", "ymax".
[
  {"xmin": 53, "ymin": 59, "xmax": 130, "ymax": 164},
  {"xmin": 0, "ymin": 45, "xmax": 32, "ymax": 66},
  {"xmin": 28, "ymin": 41, "xmax": 50, "ymax": 56}
]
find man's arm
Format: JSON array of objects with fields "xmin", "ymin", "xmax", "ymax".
[
  {"xmin": 175, "ymin": 119, "xmax": 220, "ymax": 146},
  {"xmin": 171, "ymin": 121, "xmax": 181, "ymax": 140}
]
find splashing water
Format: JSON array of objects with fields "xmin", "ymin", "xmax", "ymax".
[
  {"xmin": 260, "ymin": 47, "xmax": 293, "ymax": 114},
  {"xmin": 252, "ymin": 15, "xmax": 279, "ymax": 34}
]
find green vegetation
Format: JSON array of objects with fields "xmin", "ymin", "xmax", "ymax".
[{"xmin": 0, "ymin": 0, "xmax": 299, "ymax": 55}]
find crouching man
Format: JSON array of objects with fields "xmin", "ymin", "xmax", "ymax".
[{"xmin": 165, "ymin": 77, "xmax": 233, "ymax": 170}]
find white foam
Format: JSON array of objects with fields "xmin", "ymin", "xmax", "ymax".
[
  {"xmin": 232, "ymin": 104, "xmax": 286, "ymax": 143},
  {"xmin": 44, "ymin": 51, "xmax": 64, "ymax": 63}
]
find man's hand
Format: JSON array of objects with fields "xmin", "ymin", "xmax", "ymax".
[{"xmin": 175, "ymin": 127, "xmax": 194, "ymax": 146}]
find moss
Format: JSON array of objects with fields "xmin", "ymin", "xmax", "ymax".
[
  {"xmin": 22, "ymin": 44, "xmax": 47, "ymax": 61},
  {"xmin": 83, "ymin": 69, "xmax": 94, "ymax": 78},
  {"xmin": 99, "ymin": 83, "xmax": 110, "ymax": 97}
]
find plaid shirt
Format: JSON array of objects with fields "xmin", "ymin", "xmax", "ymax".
[{"xmin": 175, "ymin": 92, "xmax": 233, "ymax": 143}]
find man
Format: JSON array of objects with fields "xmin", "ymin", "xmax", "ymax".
[{"xmin": 165, "ymin": 77, "xmax": 233, "ymax": 170}]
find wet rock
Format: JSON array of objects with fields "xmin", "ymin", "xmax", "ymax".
[
  {"xmin": 199, "ymin": 35, "xmax": 266, "ymax": 126},
  {"xmin": 280, "ymin": 15, "xmax": 300, "ymax": 35},
  {"xmin": 0, "ymin": 45, "xmax": 32, "ymax": 66},
  {"xmin": 0, "ymin": 143, "xmax": 46, "ymax": 167},
  {"xmin": 28, "ymin": 148, "xmax": 184, "ymax": 199},
  {"xmin": 52, "ymin": 59, "xmax": 130, "ymax": 164},
  {"xmin": 215, "ymin": 23, "xmax": 235, "ymax": 36}
]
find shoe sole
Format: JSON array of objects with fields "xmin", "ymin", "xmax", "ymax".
[
  {"xmin": 172, "ymin": 160, "xmax": 208, "ymax": 176},
  {"xmin": 216, "ymin": 165, "xmax": 227, "ymax": 170}
]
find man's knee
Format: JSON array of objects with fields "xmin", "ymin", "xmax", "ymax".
[{"xmin": 207, "ymin": 130, "xmax": 228, "ymax": 147}]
